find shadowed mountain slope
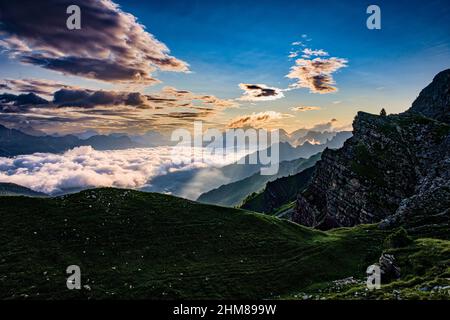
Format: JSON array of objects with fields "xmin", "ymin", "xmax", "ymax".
[{"xmin": 293, "ymin": 69, "xmax": 450, "ymax": 235}]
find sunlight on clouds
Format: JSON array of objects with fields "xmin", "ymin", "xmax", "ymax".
[
  {"xmin": 291, "ymin": 106, "xmax": 322, "ymax": 112},
  {"xmin": 0, "ymin": 146, "xmax": 253, "ymax": 194},
  {"xmin": 227, "ymin": 111, "xmax": 293, "ymax": 129}
]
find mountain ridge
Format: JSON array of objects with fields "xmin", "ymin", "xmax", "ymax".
[
  {"xmin": 0, "ymin": 124, "xmax": 141, "ymax": 157},
  {"xmin": 292, "ymin": 69, "xmax": 450, "ymax": 234},
  {"xmin": 0, "ymin": 182, "xmax": 47, "ymax": 197}
]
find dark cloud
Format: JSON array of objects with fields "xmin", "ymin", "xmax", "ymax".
[
  {"xmin": 245, "ymin": 85, "xmax": 277, "ymax": 97},
  {"xmin": 53, "ymin": 89, "xmax": 148, "ymax": 108},
  {"xmin": 0, "ymin": 81, "xmax": 236, "ymax": 112},
  {"xmin": 156, "ymin": 111, "xmax": 214, "ymax": 119},
  {"xmin": 0, "ymin": 93, "xmax": 49, "ymax": 112},
  {"xmin": 0, "ymin": 0, "xmax": 189, "ymax": 84},
  {"xmin": 238, "ymin": 83, "xmax": 284, "ymax": 101},
  {"xmin": 0, "ymin": 82, "xmax": 236, "ymax": 133},
  {"xmin": 0, "ymin": 113, "xmax": 94, "ymax": 124},
  {"xmin": 1, "ymin": 79, "xmax": 77, "ymax": 96}
]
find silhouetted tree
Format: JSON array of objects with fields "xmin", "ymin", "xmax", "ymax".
[{"xmin": 380, "ymin": 108, "xmax": 387, "ymax": 116}]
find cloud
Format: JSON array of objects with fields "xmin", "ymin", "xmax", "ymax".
[
  {"xmin": 1, "ymin": 79, "xmax": 77, "ymax": 96},
  {"xmin": 0, "ymin": 93, "xmax": 49, "ymax": 112},
  {"xmin": 0, "ymin": 83, "xmax": 237, "ymax": 133},
  {"xmin": 291, "ymin": 106, "xmax": 321, "ymax": 112},
  {"xmin": 307, "ymin": 118, "xmax": 340, "ymax": 132},
  {"xmin": 240, "ymin": 44, "xmax": 347, "ymax": 101},
  {"xmin": 0, "ymin": 145, "xmax": 249, "ymax": 195},
  {"xmin": 0, "ymin": 93, "xmax": 48, "ymax": 106},
  {"xmin": 301, "ymin": 48, "xmax": 329, "ymax": 58},
  {"xmin": 227, "ymin": 111, "xmax": 292, "ymax": 128},
  {"xmin": 156, "ymin": 111, "xmax": 215, "ymax": 119},
  {"xmin": 291, "ymin": 47, "xmax": 328, "ymax": 59},
  {"xmin": 45, "ymin": 86, "xmax": 237, "ymax": 110},
  {"xmin": 238, "ymin": 84, "xmax": 285, "ymax": 102},
  {"xmin": 160, "ymin": 86, "xmax": 238, "ymax": 109},
  {"xmin": 287, "ymin": 57, "xmax": 348, "ymax": 93},
  {"xmin": 288, "ymin": 51, "xmax": 299, "ymax": 58},
  {"xmin": 52, "ymin": 89, "xmax": 149, "ymax": 108},
  {"xmin": 0, "ymin": 0, "xmax": 189, "ymax": 84}
]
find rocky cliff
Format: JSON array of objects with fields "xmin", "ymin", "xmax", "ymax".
[
  {"xmin": 408, "ymin": 69, "xmax": 450, "ymax": 124},
  {"xmin": 293, "ymin": 69, "xmax": 450, "ymax": 234}
]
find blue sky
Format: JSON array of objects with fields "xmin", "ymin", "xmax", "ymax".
[
  {"xmin": 0, "ymin": 0, "xmax": 449, "ymax": 132},
  {"xmin": 103, "ymin": 0, "xmax": 450, "ymax": 128}
]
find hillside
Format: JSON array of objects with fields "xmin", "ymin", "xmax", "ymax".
[
  {"xmin": 0, "ymin": 182, "xmax": 47, "ymax": 197},
  {"xmin": 241, "ymin": 166, "xmax": 315, "ymax": 214},
  {"xmin": 197, "ymin": 153, "xmax": 320, "ymax": 207},
  {"xmin": 0, "ymin": 188, "xmax": 447, "ymax": 300}
]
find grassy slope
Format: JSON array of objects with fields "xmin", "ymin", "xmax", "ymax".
[
  {"xmin": 1, "ymin": 188, "xmax": 448, "ymax": 300},
  {"xmin": 285, "ymin": 238, "xmax": 450, "ymax": 300},
  {"xmin": 241, "ymin": 166, "xmax": 314, "ymax": 214},
  {"xmin": 1, "ymin": 188, "xmax": 391, "ymax": 300}
]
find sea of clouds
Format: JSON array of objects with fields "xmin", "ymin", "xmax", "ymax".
[{"xmin": 0, "ymin": 146, "xmax": 254, "ymax": 195}]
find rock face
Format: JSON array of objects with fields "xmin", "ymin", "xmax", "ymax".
[
  {"xmin": 379, "ymin": 254, "xmax": 401, "ymax": 283},
  {"xmin": 293, "ymin": 69, "xmax": 450, "ymax": 234},
  {"xmin": 408, "ymin": 69, "xmax": 450, "ymax": 124}
]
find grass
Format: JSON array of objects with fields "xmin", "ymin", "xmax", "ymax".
[
  {"xmin": 0, "ymin": 188, "xmax": 448, "ymax": 300},
  {"xmin": 287, "ymin": 238, "xmax": 450, "ymax": 300},
  {"xmin": 0, "ymin": 188, "xmax": 392, "ymax": 300},
  {"xmin": 272, "ymin": 201, "xmax": 296, "ymax": 215},
  {"xmin": 241, "ymin": 166, "xmax": 314, "ymax": 213}
]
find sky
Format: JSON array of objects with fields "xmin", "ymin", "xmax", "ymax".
[{"xmin": 0, "ymin": 0, "xmax": 449, "ymax": 134}]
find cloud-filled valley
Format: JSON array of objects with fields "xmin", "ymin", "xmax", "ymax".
[{"xmin": 0, "ymin": 146, "xmax": 250, "ymax": 195}]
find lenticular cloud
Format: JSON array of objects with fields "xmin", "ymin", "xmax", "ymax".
[{"xmin": 0, "ymin": 146, "xmax": 246, "ymax": 194}]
